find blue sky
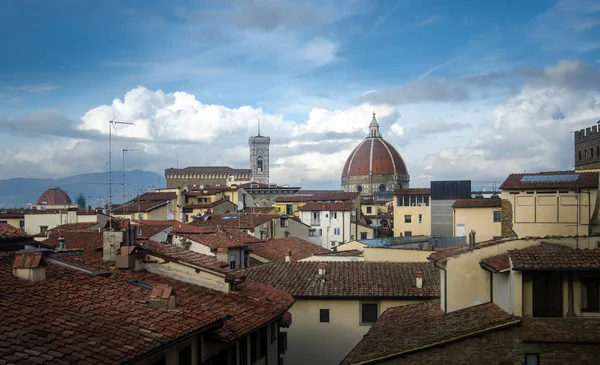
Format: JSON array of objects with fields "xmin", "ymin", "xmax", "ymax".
[{"xmin": 0, "ymin": 0, "xmax": 599, "ymax": 191}]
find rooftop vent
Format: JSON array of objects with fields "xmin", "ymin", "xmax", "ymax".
[
  {"xmin": 13, "ymin": 251, "xmax": 47, "ymax": 282},
  {"xmin": 318, "ymin": 263, "xmax": 326, "ymax": 275},
  {"xmin": 149, "ymin": 283, "xmax": 176, "ymax": 309},
  {"xmin": 285, "ymin": 251, "xmax": 292, "ymax": 263},
  {"xmin": 416, "ymin": 271, "xmax": 423, "ymax": 289}
]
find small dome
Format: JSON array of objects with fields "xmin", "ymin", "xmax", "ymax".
[{"xmin": 37, "ymin": 187, "xmax": 72, "ymax": 206}]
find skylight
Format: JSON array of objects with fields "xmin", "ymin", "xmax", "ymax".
[{"xmin": 520, "ymin": 174, "xmax": 580, "ymax": 182}]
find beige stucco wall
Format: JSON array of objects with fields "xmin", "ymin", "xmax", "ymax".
[
  {"xmin": 501, "ymin": 189, "xmax": 597, "ymax": 237},
  {"xmin": 363, "ymin": 247, "xmax": 433, "ymax": 262},
  {"xmin": 351, "ymin": 223, "xmax": 374, "ymax": 241},
  {"xmin": 283, "ymin": 298, "xmax": 422, "ymax": 365},
  {"xmin": 0, "ymin": 217, "xmax": 24, "ymax": 230},
  {"xmin": 336, "ymin": 241, "xmax": 367, "ymax": 252},
  {"xmin": 444, "ymin": 239, "xmax": 541, "ymax": 313},
  {"xmin": 393, "ymin": 205, "xmax": 431, "ymax": 237},
  {"xmin": 273, "ymin": 218, "xmax": 310, "ymax": 240},
  {"xmin": 24, "ymin": 213, "xmax": 73, "ymax": 234},
  {"xmin": 453, "ymin": 207, "xmax": 501, "ymax": 242}
]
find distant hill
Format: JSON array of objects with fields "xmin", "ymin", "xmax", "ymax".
[{"xmin": 0, "ymin": 170, "xmax": 166, "ymax": 208}]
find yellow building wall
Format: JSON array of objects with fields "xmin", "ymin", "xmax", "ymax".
[
  {"xmin": 363, "ymin": 248, "xmax": 432, "ymax": 262},
  {"xmin": 274, "ymin": 201, "xmax": 308, "ymax": 217},
  {"xmin": 283, "ymin": 298, "xmax": 422, "ymax": 365},
  {"xmin": 336, "ymin": 241, "xmax": 367, "ymax": 252},
  {"xmin": 0, "ymin": 217, "xmax": 24, "ymax": 230},
  {"xmin": 501, "ymin": 189, "xmax": 597, "ymax": 237},
  {"xmin": 453, "ymin": 207, "xmax": 501, "ymax": 242},
  {"xmin": 393, "ymin": 205, "xmax": 431, "ymax": 237}
]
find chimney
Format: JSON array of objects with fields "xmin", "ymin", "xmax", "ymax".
[
  {"xmin": 57, "ymin": 236, "xmax": 65, "ymax": 250},
  {"xmin": 103, "ymin": 230, "xmax": 124, "ymax": 262},
  {"xmin": 468, "ymin": 230, "xmax": 476, "ymax": 248},
  {"xmin": 318, "ymin": 263, "xmax": 326, "ymax": 275},
  {"xmin": 13, "ymin": 251, "xmax": 47, "ymax": 282},
  {"xmin": 416, "ymin": 271, "xmax": 423, "ymax": 289},
  {"xmin": 116, "ymin": 246, "xmax": 137, "ymax": 269},
  {"xmin": 285, "ymin": 251, "xmax": 292, "ymax": 263},
  {"xmin": 149, "ymin": 283, "xmax": 176, "ymax": 309},
  {"xmin": 216, "ymin": 247, "xmax": 228, "ymax": 263}
]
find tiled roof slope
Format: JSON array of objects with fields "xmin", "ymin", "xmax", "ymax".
[
  {"xmin": 394, "ymin": 188, "xmax": 431, "ymax": 195},
  {"xmin": 112, "ymin": 200, "xmax": 168, "ymax": 214},
  {"xmin": 243, "ymin": 261, "xmax": 439, "ymax": 298},
  {"xmin": 249, "ymin": 237, "xmax": 330, "ymax": 262},
  {"xmin": 0, "ymin": 250, "xmax": 294, "ymax": 363},
  {"xmin": 0, "ymin": 223, "xmax": 28, "ymax": 238},
  {"xmin": 43, "ymin": 230, "xmax": 102, "ymax": 255},
  {"xmin": 341, "ymin": 300, "xmax": 519, "ymax": 365},
  {"xmin": 313, "ymin": 249, "xmax": 364, "ymax": 257},
  {"xmin": 298, "ymin": 201, "xmax": 353, "ymax": 211},
  {"xmin": 509, "ymin": 243, "xmax": 600, "ymax": 271},
  {"xmin": 453, "ymin": 198, "xmax": 502, "ymax": 208},
  {"xmin": 133, "ymin": 221, "xmax": 173, "ymax": 240},
  {"xmin": 428, "ymin": 238, "xmax": 516, "ymax": 263},
  {"xmin": 480, "ymin": 253, "xmax": 510, "ymax": 272},
  {"xmin": 500, "ymin": 171, "xmax": 599, "ymax": 189},
  {"xmin": 520, "ymin": 317, "xmax": 600, "ymax": 343},
  {"xmin": 190, "ymin": 213, "xmax": 278, "ymax": 229},
  {"xmin": 173, "ymin": 232, "xmax": 249, "ymax": 249}
]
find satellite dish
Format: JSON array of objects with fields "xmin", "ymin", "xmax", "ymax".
[
  {"xmin": 167, "ymin": 212, "xmax": 174, "ymax": 220},
  {"xmin": 236, "ymin": 201, "xmax": 244, "ymax": 211},
  {"xmin": 199, "ymin": 185, "xmax": 205, "ymax": 190}
]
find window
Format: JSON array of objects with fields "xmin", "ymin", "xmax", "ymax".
[
  {"xmin": 580, "ymin": 150, "xmax": 583, "ymax": 160},
  {"xmin": 286, "ymin": 204, "xmax": 293, "ymax": 216},
  {"xmin": 379, "ymin": 184, "xmax": 386, "ymax": 192},
  {"xmin": 357, "ymin": 185, "xmax": 363, "ymax": 193},
  {"xmin": 334, "ymin": 228, "xmax": 340, "ymax": 235},
  {"xmin": 333, "ymin": 212, "xmax": 338, "ymax": 219},
  {"xmin": 0, "ymin": 220, "xmax": 6, "ymax": 224},
  {"xmin": 581, "ymin": 278, "xmax": 600, "ymax": 312},
  {"xmin": 320, "ymin": 309, "xmax": 330, "ymax": 323},
  {"xmin": 138, "ymin": 214, "xmax": 144, "ymax": 221},
  {"xmin": 493, "ymin": 211, "xmax": 501, "ymax": 222},
  {"xmin": 525, "ymin": 354, "xmax": 539, "ymax": 365},
  {"xmin": 597, "ymin": 146, "xmax": 599, "ymax": 157},
  {"xmin": 404, "ymin": 215, "xmax": 411, "ymax": 223},
  {"xmin": 19, "ymin": 220, "xmax": 24, "ymax": 230},
  {"xmin": 230, "ymin": 261, "xmax": 236, "ymax": 269},
  {"xmin": 331, "ymin": 241, "xmax": 337, "ymax": 247},
  {"xmin": 360, "ymin": 232, "xmax": 368, "ymax": 240},
  {"xmin": 419, "ymin": 214, "xmax": 422, "ymax": 223},
  {"xmin": 360, "ymin": 303, "xmax": 378, "ymax": 325},
  {"xmin": 178, "ymin": 345, "xmax": 191, "ymax": 365},
  {"xmin": 593, "ymin": 148, "xmax": 595, "ymax": 158},
  {"xmin": 280, "ymin": 218, "xmax": 288, "ymax": 227},
  {"xmin": 405, "ymin": 231, "xmax": 412, "ymax": 237},
  {"xmin": 366, "ymin": 206, "xmax": 372, "ymax": 214},
  {"xmin": 257, "ymin": 157, "xmax": 264, "ymax": 172},
  {"xmin": 585, "ymin": 150, "xmax": 589, "ymax": 159}
]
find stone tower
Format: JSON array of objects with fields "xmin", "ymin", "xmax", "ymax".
[{"xmin": 249, "ymin": 120, "xmax": 270, "ymax": 184}]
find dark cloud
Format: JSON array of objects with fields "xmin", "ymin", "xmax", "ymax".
[
  {"xmin": 408, "ymin": 119, "xmax": 471, "ymax": 140},
  {"xmin": 0, "ymin": 110, "xmax": 98, "ymax": 139},
  {"xmin": 362, "ymin": 78, "xmax": 471, "ymax": 105}
]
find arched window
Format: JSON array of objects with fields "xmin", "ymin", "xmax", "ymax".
[
  {"xmin": 593, "ymin": 148, "xmax": 595, "ymax": 158},
  {"xmin": 585, "ymin": 150, "xmax": 589, "ymax": 159},
  {"xmin": 257, "ymin": 157, "xmax": 263, "ymax": 172},
  {"xmin": 580, "ymin": 151, "xmax": 582, "ymax": 160},
  {"xmin": 379, "ymin": 184, "xmax": 386, "ymax": 192}
]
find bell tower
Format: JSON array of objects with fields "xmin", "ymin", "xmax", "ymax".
[{"xmin": 249, "ymin": 119, "xmax": 270, "ymax": 184}]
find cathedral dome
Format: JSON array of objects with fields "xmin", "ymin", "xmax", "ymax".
[
  {"xmin": 37, "ymin": 187, "xmax": 72, "ymax": 206},
  {"xmin": 341, "ymin": 113, "xmax": 409, "ymax": 197}
]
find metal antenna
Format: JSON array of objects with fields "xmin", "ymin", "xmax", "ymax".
[
  {"xmin": 108, "ymin": 120, "xmax": 134, "ymax": 229},
  {"xmin": 257, "ymin": 118, "xmax": 260, "ymax": 136},
  {"xmin": 123, "ymin": 148, "xmax": 143, "ymax": 212}
]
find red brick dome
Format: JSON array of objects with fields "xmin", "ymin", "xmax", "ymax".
[
  {"xmin": 342, "ymin": 138, "xmax": 408, "ymax": 177},
  {"xmin": 37, "ymin": 187, "xmax": 72, "ymax": 206}
]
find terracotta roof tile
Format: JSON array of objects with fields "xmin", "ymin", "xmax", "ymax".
[
  {"xmin": 0, "ymin": 223, "xmax": 28, "ymax": 238},
  {"xmin": 13, "ymin": 251, "xmax": 46, "ymax": 268},
  {"xmin": 37, "ymin": 187, "xmax": 72, "ymax": 205},
  {"xmin": 244, "ymin": 261, "xmax": 439, "ymax": 298},
  {"xmin": 313, "ymin": 249, "xmax": 364, "ymax": 257},
  {"xmin": 453, "ymin": 198, "xmax": 502, "ymax": 208},
  {"xmin": 520, "ymin": 317, "xmax": 600, "ymax": 343},
  {"xmin": 298, "ymin": 201, "xmax": 354, "ymax": 211},
  {"xmin": 394, "ymin": 188, "xmax": 431, "ymax": 195},
  {"xmin": 428, "ymin": 238, "xmax": 516, "ymax": 263},
  {"xmin": 509, "ymin": 243, "xmax": 600, "ymax": 271},
  {"xmin": 184, "ymin": 198, "xmax": 235, "ymax": 210},
  {"xmin": 112, "ymin": 200, "xmax": 169, "ymax": 214},
  {"xmin": 480, "ymin": 253, "xmax": 510, "ymax": 272},
  {"xmin": 249, "ymin": 237, "xmax": 330, "ymax": 262},
  {"xmin": 132, "ymin": 221, "xmax": 173, "ymax": 240},
  {"xmin": 43, "ymin": 230, "xmax": 103, "ymax": 255},
  {"xmin": 173, "ymin": 231, "xmax": 252, "ymax": 249},
  {"xmin": 500, "ymin": 171, "xmax": 599, "ymax": 190},
  {"xmin": 341, "ymin": 300, "xmax": 519, "ymax": 364},
  {"xmin": 190, "ymin": 213, "xmax": 279, "ymax": 229}
]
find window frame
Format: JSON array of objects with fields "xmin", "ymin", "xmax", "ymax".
[
  {"xmin": 319, "ymin": 309, "xmax": 330, "ymax": 323},
  {"xmin": 581, "ymin": 277, "xmax": 600, "ymax": 312},
  {"xmin": 359, "ymin": 302, "xmax": 379, "ymax": 326},
  {"xmin": 404, "ymin": 215, "xmax": 411, "ymax": 223},
  {"xmin": 525, "ymin": 353, "xmax": 539, "ymax": 365},
  {"xmin": 360, "ymin": 232, "xmax": 368, "ymax": 240},
  {"xmin": 493, "ymin": 210, "xmax": 501, "ymax": 222},
  {"xmin": 418, "ymin": 214, "xmax": 422, "ymax": 223},
  {"xmin": 177, "ymin": 343, "xmax": 192, "ymax": 365}
]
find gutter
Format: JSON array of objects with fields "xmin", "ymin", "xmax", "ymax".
[
  {"xmin": 120, "ymin": 316, "xmax": 229, "ymax": 365},
  {"xmin": 429, "ymin": 258, "xmax": 448, "ymax": 313}
]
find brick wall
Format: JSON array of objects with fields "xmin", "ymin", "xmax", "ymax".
[
  {"xmin": 575, "ymin": 124, "xmax": 600, "ymax": 170},
  {"xmin": 501, "ymin": 199, "xmax": 517, "ymax": 238},
  {"xmin": 377, "ymin": 326, "xmax": 600, "ymax": 365}
]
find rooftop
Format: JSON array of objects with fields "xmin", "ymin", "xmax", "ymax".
[
  {"xmin": 500, "ymin": 171, "xmax": 599, "ymax": 190},
  {"xmin": 249, "ymin": 237, "xmax": 330, "ymax": 262},
  {"xmin": 341, "ymin": 300, "xmax": 519, "ymax": 365},
  {"xmin": 509, "ymin": 243, "xmax": 600, "ymax": 271},
  {"xmin": 453, "ymin": 198, "xmax": 502, "ymax": 208},
  {"xmin": 243, "ymin": 261, "xmax": 439, "ymax": 298},
  {"xmin": 0, "ymin": 223, "xmax": 28, "ymax": 239},
  {"xmin": 480, "ymin": 253, "xmax": 510, "ymax": 272},
  {"xmin": 172, "ymin": 231, "xmax": 258, "ymax": 250},
  {"xmin": 190, "ymin": 213, "xmax": 279, "ymax": 229},
  {"xmin": 297, "ymin": 201, "xmax": 354, "ymax": 211}
]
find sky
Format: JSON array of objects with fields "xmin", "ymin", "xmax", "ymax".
[{"xmin": 0, "ymin": 0, "xmax": 599, "ymax": 191}]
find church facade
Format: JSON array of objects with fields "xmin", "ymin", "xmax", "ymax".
[
  {"xmin": 341, "ymin": 113, "xmax": 410, "ymax": 201},
  {"xmin": 165, "ymin": 125, "xmax": 270, "ymax": 189}
]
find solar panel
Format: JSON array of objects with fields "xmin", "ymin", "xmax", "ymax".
[{"xmin": 520, "ymin": 174, "xmax": 580, "ymax": 182}]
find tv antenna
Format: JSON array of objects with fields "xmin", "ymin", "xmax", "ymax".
[{"xmin": 108, "ymin": 120, "xmax": 133, "ymax": 229}]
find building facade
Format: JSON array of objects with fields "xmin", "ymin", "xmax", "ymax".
[
  {"xmin": 341, "ymin": 113, "xmax": 410, "ymax": 200},
  {"xmin": 165, "ymin": 166, "xmax": 253, "ymax": 189},
  {"xmin": 452, "ymin": 198, "xmax": 502, "ymax": 242},
  {"xmin": 393, "ymin": 188, "xmax": 431, "ymax": 237},
  {"xmin": 249, "ymin": 127, "xmax": 270, "ymax": 184},
  {"xmin": 574, "ymin": 122, "xmax": 600, "ymax": 170},
  {"xmin": 298, "ymin": 202, "xmax": 357, "ymax": 249}
]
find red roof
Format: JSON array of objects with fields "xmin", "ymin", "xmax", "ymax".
[
  {"xmin": 249, "ymin": 237, "xmax": 330, "ymax": 262},
  {"xmin": 298, "ymin": 201, "xmax": 354, "ymax": 211},
  {"xmin": 190, "ymin": 213, "xmax": 279, "ymax": 229},
  {"xmin": 173, "ymin": 232, "xmax": 251, "ymax": 249},
  {"xmin": 500, "ymin": 171, "xmax": 599, "ymax": 190},
  {"xmin": 133, "ymin": 221, "xmax": 173, "ymax": 240},
  {"xmin": 453, "ymin": 198, "xmax": 502, "ymax": 208},
  {"xmin": 480, "ymin": 253, "xmax": 510, "ymax": 272},
  {"xmin": 0, "ymin": 223, "xmax": 28, "ymax": 239},
  {"xmin": 43, "ymin": 230, "xmax": 103, "ymax": 255},
  {"xmin": 341, "ymin": 300, "xmax": 518, "ymax": 364},
  {"xmin": 36, "ymin": 187, "xmax": 72, "ymax": 206},
  {"xmin": 244, "ymin": 261, "xmax": 439, "ymax": 298},
  {"xmin": 394, "ymin": 188, "xmax": 431, "ymax": 195},
  {"xmin": 509, "ymin": 243, "xmax": 600, "ymax": 271}
]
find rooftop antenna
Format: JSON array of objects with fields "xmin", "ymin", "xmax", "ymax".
[
  {"xmin": 257, "ymin": 118, "xmax": 260, "ymax": 136},
  {"xmin": 108, "ymin": 120, "xmax": 134, "ymax": 229}
]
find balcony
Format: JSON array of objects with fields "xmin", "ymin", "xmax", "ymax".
[{"xmin": 310, "ymin": 219, "xmax": 321, "ymax": 226}]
